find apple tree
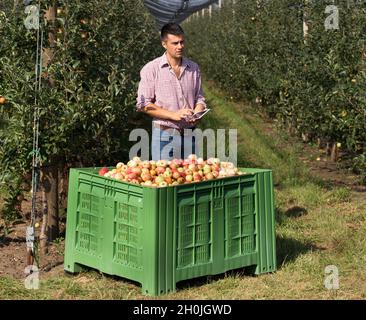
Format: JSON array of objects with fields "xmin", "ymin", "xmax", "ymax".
[{"xmin": 0, "ymin": 0, "xmax": 161, "ymax": 240}]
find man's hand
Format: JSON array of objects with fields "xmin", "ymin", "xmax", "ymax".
[
  {"xmin": 173, "ymin": 108, "xmax": 194, "ymax": 121},
  {"xmin": 193, "ymin": 104, "xmax": 206, "ymax": 113},
  {"xmin": 186, "ymin": 104, "xmax": 206, "ymax": 125}
]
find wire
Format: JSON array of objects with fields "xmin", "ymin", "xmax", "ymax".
[{"xmin": 28, "ymin": 0, "xmax": 43, "ymax": 266}]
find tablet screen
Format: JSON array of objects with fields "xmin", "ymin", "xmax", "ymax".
[{"xmin": 191, "ymin": 108, "xmax": 210, "ymax": 120}]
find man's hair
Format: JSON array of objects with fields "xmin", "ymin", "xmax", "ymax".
[{"xmin": 160, "ymin": 23, "xmax": 185, "ymax": 41}]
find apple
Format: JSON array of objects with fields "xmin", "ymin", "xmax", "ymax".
[
  {"xmin": 172, "ymin": 171, "xmax": 180, "ymax": 179},
  {"xmin": 98, "ymin": 167, "xmax": 109, "ymax": 176},
  {"xmin": 116, "ymin": 162, "xmax": 124, "ymax": 169},
  {"xmin": 132, "ymin": 167, "xmax": 142, "ymax": 175},
  {"xmin": 155, "ymin": 176, "xmax": 165, "ymax": 184},
  {"xmin": 185, "ymin": 169, "xmax": 193, "ymax": 176},
  {"xmin": 156, "ymin": 160, "xmax": 167, "ymax": 167},
  {"xmin": 142, "ymin": 161, "xmax": 151, "ymax": 169},
  {"xmin": 185, "ymin": 174, "xmax": 193, "ymax": 182},
  {"xmin": 127, "ymin": 160, "xmax": 138, "ymax": 167},
  {"xmin": 164, "ymin": 176, "xmax": 173, "ymax": 184},
  {"xmin": 156, "ymin": 166, "xmax": 165, "ymax": 175},
  {"xmin": 0, "ymin": 96, "xmax": 6, "ymax": 105},
  {"xmin": 127, "ymin": 173, "xmax": 137, "ymax": 180},
  {"xmin": 102, "ymin": 157, "xmax": 242, "ymax": 187},
  {"xmin": 193, "ymin": 173, "xmax": 202, "ymax": 182},
  {"xmin": 203, "ymin": 165, "xmax": 211, "ymax": 174},
  {"xmin": 115, "ymin": 173, "xmax": 124, "ymax": 180},
  {"xmin": 163, "ymin": 170, "xmax": 172, "ymax": 178},
  {"xmin": 205, "ymin": 172, "xmax": 214, "ymax": 180},
  {"xmin": 132, "ymin": 156, "xmax": 141, "ymax": 163},
  {"xmin": 104, "ymin": 171, "xmax": 112, "ymax": 178},
  {"xmin": 158, "ymin": 181, "xmax": 168, "ymax": 187},
  {"xmin": 141, "ymin": 173, "xmax": 152, "ymax": 182}
]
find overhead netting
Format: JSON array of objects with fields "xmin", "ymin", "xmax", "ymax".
[{"xmin": 144, "ymin": 0, "xmax": 218, "ymax": 29}]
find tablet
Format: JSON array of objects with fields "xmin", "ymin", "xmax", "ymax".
[{"xmin": 190, "ymin": 108, "xmax": 210, "ymax": 120}]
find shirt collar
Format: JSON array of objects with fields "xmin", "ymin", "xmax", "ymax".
[{"xmin": 159, "ymin": 51, "xmax": 190, "ymax": 69}]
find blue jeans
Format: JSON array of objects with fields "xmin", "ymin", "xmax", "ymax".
[{"xmin": 151, "ymin": 127, "xmax": 196, "ymax": 161}]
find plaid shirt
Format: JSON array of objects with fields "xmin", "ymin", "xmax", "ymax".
[{"xmin": 136, "ymin": 52, "xmax": 207, "ymax": 129}]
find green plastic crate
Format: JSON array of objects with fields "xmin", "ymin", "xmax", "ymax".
[{"xmin": 64, "ymin": 167, "xmax": 276, "ymax": 295}]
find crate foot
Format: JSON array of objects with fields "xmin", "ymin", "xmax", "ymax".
[
  {"xmin": 245, "ymin": 265, "xmax": 258, "ymax": 275},
  {"xmin": 141, "ymin": 284, "xmax": 176, "ymax": 296},
  {"xmin": 64, "ymin": 262, "xmax": 83, "ymax": 274}
]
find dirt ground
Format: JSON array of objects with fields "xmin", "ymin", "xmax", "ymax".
[
  {"xmin": 0, "ymin": 220, "xmax": 65, "ymax": 280},
  {"xmin": 0, "ymin": 127, "xmax": 365, "ymax": 282}
]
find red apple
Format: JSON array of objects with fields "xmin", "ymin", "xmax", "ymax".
[
  {"xmin": 141, "ymin": 173, "xmax": 152, "ymax": 182},
  {"xmin": 99, "ymin": 167, "xmax": 109, "ymax": 176},
  {"xmin": 172, "ymin": 171, "xmax": 180, "ymax": 179},
  {"xmin": 132, "ymin": 167, "xmax": 142, "ymax": 176},
  {"xmin": 164, "ymin": 176, "xmax": 173, "ymax": 184},
  {"xmin": 156, "ymin": 166, "xmax": 165, "ymax": 175}
]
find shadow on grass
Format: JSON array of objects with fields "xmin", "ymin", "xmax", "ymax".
[
  {"xmin": 275, "ymin": 206, "xmax": 308, "ymax": 225},
  {"xmin": 63, "ymin": 235, "xmax": 324, "ymax": 297},
  {"xmin": 177, "ymin": 235, "xmax": 322, "ymax": 292},
  {"xmin": 276, "ymin": 235, "xmax": 325, "ymax": 269},
  {"xmin": 176, "ymin": 265, "xmax": 257, "ymax": 293}
]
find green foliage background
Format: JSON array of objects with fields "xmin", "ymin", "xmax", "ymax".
[
  {"xmin": 184, "ymin": 0, "xmax": 366, "ymax": 178},
  {"xmin": 0, "ymin": 0, "xmax": 162, "ymax": 219}
]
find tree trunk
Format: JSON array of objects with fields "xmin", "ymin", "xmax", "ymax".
[
  {"xmin": 303, "ymin": 0, "xmax": 309, "ymax": 43},
  {"xmin": 43, "ymin": 6, "xmax": 57, "ymax": 71},
  {"xmin": 40, "ymin": 166, "xmax": 59, "ymax": 242},
  {"xmin": 39, "ymin": 4, "xmax": 59, "ymax": 242},
  {"xmin": 330, "ymin": 143, "xmax": 338, "ymax": 162},
  {"xmin": 39, "ymin": 188, "xmax": 48, "ymax": 255}
]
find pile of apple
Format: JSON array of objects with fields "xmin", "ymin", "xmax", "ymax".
[{"xmin": 98, "ymin": 155, "xmax": 245, "ymax": 187}]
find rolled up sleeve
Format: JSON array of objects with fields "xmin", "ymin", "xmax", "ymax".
[
  {"xmin": 136, "ymin": 64, "xmax": 155, "ymax": 112},
  {"xmin": 194, "ymin": 68, "xmax": 207, "ymax": 109}
]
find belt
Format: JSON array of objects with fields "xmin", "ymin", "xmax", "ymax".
[{"xmin": 153, "ymin": 123, "xmax": 195, "ymax": 134}]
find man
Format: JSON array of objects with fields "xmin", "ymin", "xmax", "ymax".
[{"xmin": 136, "ymin": 23, "xmax": 207, "ymax": 160}]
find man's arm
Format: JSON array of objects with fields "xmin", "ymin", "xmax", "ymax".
[
  {"xmin": 193, "ymin": 68, "xmax": 207, "ymax": 113},
  {"xmin": 143, "ymin": 103, "xmax": 193, "ymax": 121}
]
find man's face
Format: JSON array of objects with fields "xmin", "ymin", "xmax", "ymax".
[{"xmin": 162, "ymin": 34, "xmax": 185, "ymax": 59}]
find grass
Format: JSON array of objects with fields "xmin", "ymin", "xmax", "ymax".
[
  {"xmin": 1, "ymin": 81, "xmax": 366, "ymax": 299},
  {"xmin": 200, "ymin": 82, "xmax": 312, "ymax": 187}
]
